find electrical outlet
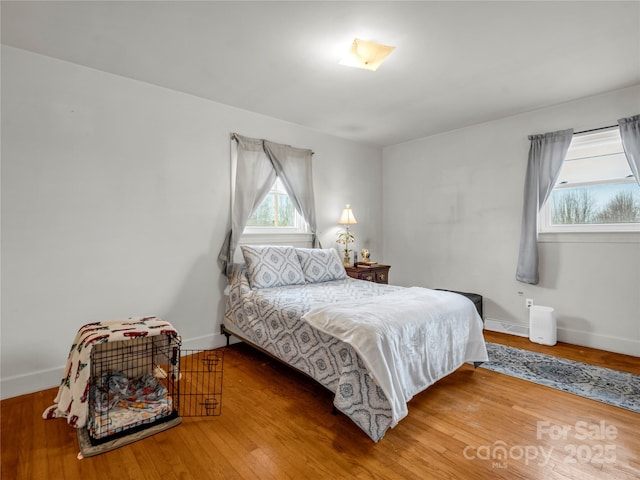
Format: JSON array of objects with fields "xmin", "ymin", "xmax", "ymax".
[{"xmin": 526, "ymin": 298, "xmax": 534, "ymax": 308}]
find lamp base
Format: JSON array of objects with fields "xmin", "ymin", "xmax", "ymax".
[{"xmin": 343, "ymin": 249, "xmax": 351, "ymax": 267}]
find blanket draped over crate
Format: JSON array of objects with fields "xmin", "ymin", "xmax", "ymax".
[{"xmin": 42, "ymin": 316, "xmax": 178, "ymax": 428}]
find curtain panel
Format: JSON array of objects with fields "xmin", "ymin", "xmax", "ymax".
[
  {"xmin": 217, "ymin": 134, "xmax": 276, "ymax": 276},
  {"xmin": 264, "ymin": 141, "xmax": 319, "ymax": 246},
  {"xmin": 218, "ymin": 134, "xmax": 317, "ymax": 276},
  {"xmin": 618, "ymin": 114, "xmax": 640, "ymax": 186},
  {"xmin": 516, "ymin": 129, "xmax": 574, "ymax": 285}
]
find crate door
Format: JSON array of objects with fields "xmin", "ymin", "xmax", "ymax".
[{"xmin": 177, "ymin": 350, "xmax": 224, "ymax": 417}]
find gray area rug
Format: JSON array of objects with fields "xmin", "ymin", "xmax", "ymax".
[{"xmin": 479, "ymin": 342, "xmax": 640, "ymax": 413}]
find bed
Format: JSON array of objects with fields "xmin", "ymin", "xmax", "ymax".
[{"xmin": 223, "ymin": 245, "xmax": 488, "ymax": 442}]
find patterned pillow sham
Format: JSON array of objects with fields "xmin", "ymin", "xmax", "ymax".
[
  {"xmin": 241, "ymin": 245, "xmax": 306, "ymax": 289},
  {"xmin": 296, "ymin": 248, "xmax": 348, "ymax": 283}
]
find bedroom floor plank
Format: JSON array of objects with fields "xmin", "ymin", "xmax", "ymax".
[{"xmin": 2, "ymin": 331, "xmax": 638, "ymax": 480}]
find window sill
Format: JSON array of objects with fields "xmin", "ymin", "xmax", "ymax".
[
  {"xmin": 538, "ymin": 231, "xmax": 640, "ymax": 244},
  {"xmin": 239, "ymin": 232, "xmax": 313, "ymax": 247}
]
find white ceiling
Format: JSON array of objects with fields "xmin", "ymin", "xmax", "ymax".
[{"xmin": 2, "ymin": 1, "xmax": 639, "ymax": 147}]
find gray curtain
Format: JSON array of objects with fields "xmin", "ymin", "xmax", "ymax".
[
  {"xmin": 264, "ymin": 140, "xmax": 319, "ymax": 247},
  {"xmin": 618, "ymin": 114, "xmax": 640, "ymax": 186},
  {"xmin": 218, "ymin": 134, "xmax": 317, "ymax": 276},
  {"xmin": 516, "ymin": 129, "xmax": 574, "ymax": 285},
  {"xmin": 218, "ymin": 134, "xmax": 277, "ymax": 276}
]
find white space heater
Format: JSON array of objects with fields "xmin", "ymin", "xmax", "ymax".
[{"xmin": 529, "ymin": 305, "xmax": 557, "ymax": 346}]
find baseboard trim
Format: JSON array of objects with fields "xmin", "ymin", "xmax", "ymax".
[
  {"xmin": 0, "ymin": 332, "xmax": 229, "ymax": 400},
  {"xmin": 484, "ymin": 318, "xmax": 529, "ymax": 338},
  {"xmin": 180, "ymin": 332, "xmax": 224, "ymax": 350},
  {"xmin": 4, "ymin": 324, "xmax": 637, "ymax": 400},
  {"xmin": 484, "ymin": 318, "xmax": 639, "ymax": 357},
  {"xmin": 556, "ymin": 327, "xmax": 639, "ymax": 357}
]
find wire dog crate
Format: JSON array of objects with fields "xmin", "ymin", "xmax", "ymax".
[
  {"xmin": 87, "ymin": 333, "xmax": 181, "ymax": 444},
  {"xmin": 74, "ymin": 324, "xmax": 224, "ymax": 458}
]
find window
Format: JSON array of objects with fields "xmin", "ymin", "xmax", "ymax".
[
  {"xmin": 540, "ymin": 128, "xmax": 640, "ymax": 233},
  {"xmin": 244, "ymin": 178, "xmax": 308, "ymax": 234}
]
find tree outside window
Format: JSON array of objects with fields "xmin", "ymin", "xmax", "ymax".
[{"xmin": 246, "ymin": 178, "xmax": 301, "ymax": 229}]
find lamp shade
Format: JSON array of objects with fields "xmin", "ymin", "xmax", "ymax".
[{"xmin": 338, "ymin": 205, "xmax": 357, "ymax": 225}]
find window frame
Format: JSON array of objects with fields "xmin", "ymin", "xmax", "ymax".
[
  {"xmin": 539, "ymin": 128, "xmax": 640, "ymax": 234},
  {"xmin": 243, "ymin": 177, "xmax": 310, "ymax": 236}
]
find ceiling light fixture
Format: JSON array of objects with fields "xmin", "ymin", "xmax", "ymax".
[{"xmin": 339, "ymin": 38, "xmax": 396, "ymax": 71}]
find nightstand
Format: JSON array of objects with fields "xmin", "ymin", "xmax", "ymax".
[{"xmin": 345, "ymin": 263, "xmax": 391, "ymax": 284}]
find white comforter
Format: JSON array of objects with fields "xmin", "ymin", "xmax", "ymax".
[{"xmin": 302, "ymin": 287, "xmax": 488, "ymax": 426}]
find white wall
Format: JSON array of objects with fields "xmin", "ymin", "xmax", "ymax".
[
  {"xmin": 382, "ymin": 85, "xmax": 640, "ymax": 356},
  {"xmin": 3, "ymin": 44, "xmax": 637, "ymax": 401},
  {"xmin": 0, "ymin": 45, "xmax": 383, "ymax": 399}
]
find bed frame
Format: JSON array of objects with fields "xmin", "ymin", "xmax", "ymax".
[{"xmin": 220, "ymin": 323, "xmax": 341, "ymax": 414}]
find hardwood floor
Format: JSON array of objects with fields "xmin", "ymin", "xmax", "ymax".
[{"xmin": 2, "ymin": 331, "xmax": 639, "ymax": 479}]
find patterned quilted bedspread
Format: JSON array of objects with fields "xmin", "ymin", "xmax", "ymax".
[{"xmin": 224, "ymin": 265, "xmax": 485, "ymax": 441}]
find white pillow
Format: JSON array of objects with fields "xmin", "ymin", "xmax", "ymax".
[
  {"xmin": 296, "ymin": 248, "xmax": 347, "ymax": 283},
  {"xmin": 241, "ymin": 245, "xmax": 306, "ymax": 289}
]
